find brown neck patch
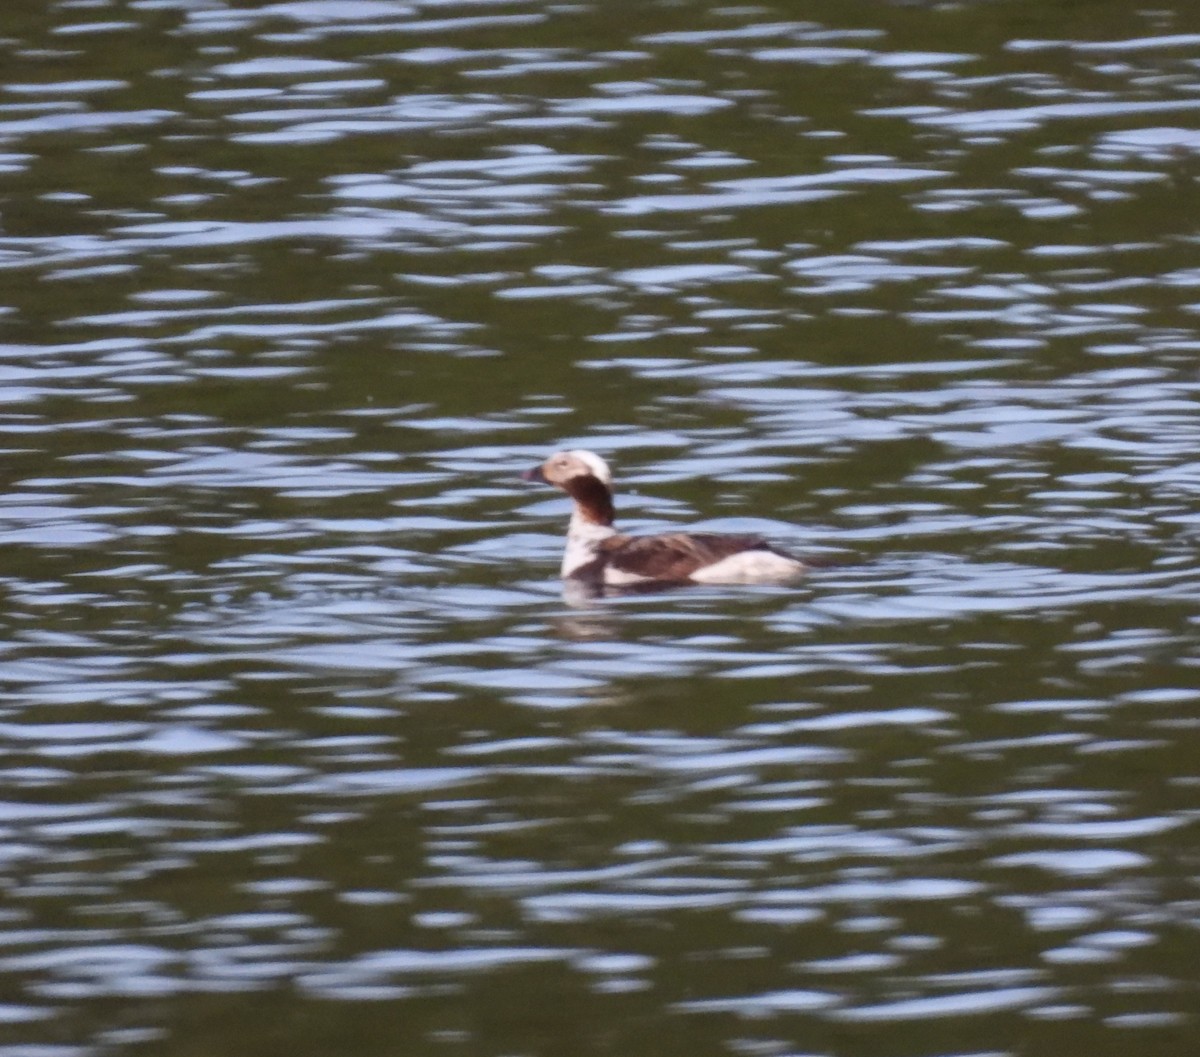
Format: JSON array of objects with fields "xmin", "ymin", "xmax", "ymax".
[{"xmin": 564, "ymin": 474, "xmax": 615, "ymax": 526}]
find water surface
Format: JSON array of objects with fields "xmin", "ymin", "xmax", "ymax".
[{"xmin": 0, "ymin": 0, "xmax": 1199, "ymax": 1055}]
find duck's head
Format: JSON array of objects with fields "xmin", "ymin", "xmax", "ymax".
[
  {"xmin": 522, "ymin": 449, "xmax": 613, "ymax": 490},
  {"xmin": 522, "ymin": 449, "xmax": 615, "ymax": 527}
]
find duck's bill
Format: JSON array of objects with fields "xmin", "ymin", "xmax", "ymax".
[{"xmin": 521, "ymin": 465, "xmax": 546, "ymax": 482}]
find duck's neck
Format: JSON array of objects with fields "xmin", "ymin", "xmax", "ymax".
[
  {"xmin": 563, "ymin": 474, "xmax": 614, "ymax": 528},
  {"xmin": 561, "ymin": 475, "xmax": 617, "ymax": 577}
]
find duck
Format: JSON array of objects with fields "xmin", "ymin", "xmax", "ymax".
[{"xmin": 522, "ymin": 449, "xmax": 807, "ymax": 588}]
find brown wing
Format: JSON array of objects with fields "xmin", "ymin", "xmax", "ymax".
[{"xmin": 598, "ymin": 532, "xmax": 772, "ymax": 581}]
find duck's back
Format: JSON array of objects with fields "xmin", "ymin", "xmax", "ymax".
[{"xmin": 591, "ymin": 531, "xmax": 804, "ymax": 585}]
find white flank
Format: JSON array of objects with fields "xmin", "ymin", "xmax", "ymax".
[
  {"xmin": 688, "ymin": 549, "xmax": 806, "ymax": 584},
  {"xmin": 602, "ymin": 564, "xmax": 654, "ymax": 586}
]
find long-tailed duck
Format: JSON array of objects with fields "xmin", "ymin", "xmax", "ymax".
[{"xmin": 522, "ymin": 449, "xmax": 807, "ymax": 588}]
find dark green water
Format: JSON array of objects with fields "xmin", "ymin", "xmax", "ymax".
[{"xmin": 0, "ymin": 0, "xmax": 1198, "ymax": 1054}]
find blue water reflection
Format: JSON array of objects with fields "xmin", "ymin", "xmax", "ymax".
[{"xmin": 0, "ymin": 0, "xmax": 1198, "ymax": 1054}]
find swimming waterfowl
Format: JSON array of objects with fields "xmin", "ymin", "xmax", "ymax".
[{"xmin": 522, "ymin": 449, "xmax": 807, "ymax": 587}]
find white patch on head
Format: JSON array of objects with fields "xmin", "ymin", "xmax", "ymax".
[{"xmin": 565, "ymin": 449, "xmax": 612, "ymax": 485}]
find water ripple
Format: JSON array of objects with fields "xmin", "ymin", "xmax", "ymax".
[{"xmin": 0, "ymin": 0, "xmax": 1196, "ymax": 1053}]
